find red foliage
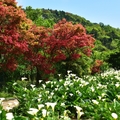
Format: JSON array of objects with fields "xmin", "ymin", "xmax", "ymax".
[
  {"xmin": 71, "ymin": 53, "xmax": 81, "ymax": 60},
  {"xmin": 44, "ymin": 19, "xmax": 95, "ymax": 65},
  {"xmin": 24, "ymin": 19, "xmax": 96, "ymax": 76},
  {"xmin": 3, "ymin": 58, "xmax": 17, "ymax": 71},
  {"xmin": 0, "ymin": 0, "xmax": 33, "ymax": 71},
  {"xmin": 83, "ymin": 48, "xmax": 92, "ymax": 56},
  {"xmin": 52, "ymin": 53, "xmax": 66, "ymax": 62},
  {"xmin": 91, "ymin": 60, "xmax": 103, "ymax": 74}
]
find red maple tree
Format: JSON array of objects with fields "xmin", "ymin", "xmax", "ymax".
[
  {"xmin": 0, "ymin": 0, "xmax": 33, "ymax": 71},
  {"xmin": 45, "ymin": 19, "xmax": 95, "ymax": 75}
]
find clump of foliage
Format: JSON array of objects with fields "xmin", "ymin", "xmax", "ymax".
[
  {"xmin": 0, "ymin": 0, "xmax": 33, "ymax": 71},
  {"xmin": 107, "ymin": 52, "xmax": 120, "ymax": 70},
  {"xmin": 0, "ymin": 69, "xmax": 120, "ymax": 119},
  {"xmin": 0, "ymin": 0, "xmax": 34, "ymax": 85}
]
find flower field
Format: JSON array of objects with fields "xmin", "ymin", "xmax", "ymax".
[{"xmin": 0, "ymin": 69, "xmax": 120, "ymax": 120}]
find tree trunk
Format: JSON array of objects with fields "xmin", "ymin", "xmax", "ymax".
[{"xmin": 36, "ymin": 67, "xmax": 42, "ymax": 86}]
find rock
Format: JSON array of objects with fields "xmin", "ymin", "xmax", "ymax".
[{"xmin": 1, "ymin": 98, "xmax": 19, "ymax": 111}]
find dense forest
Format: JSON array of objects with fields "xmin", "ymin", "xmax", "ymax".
[
  {"xmin": 24, "ymin": 6, "xmax": 120, "ymax": 69},
  {"xmin": 24, "ymin": 6, "xmax": 120, "ymax": 50}
]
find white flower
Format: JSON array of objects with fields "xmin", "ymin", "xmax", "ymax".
[
  {"xmin": 46, "ymin": 81, "xmax": 50, "ymax": 84},
  {"xmin": 102, "ymin": 99, "xmax": 106, "ymax": 101},
  {"xmin": 63, "ymin": 110, "xmax": 71, "ymax": 117},
  {"xmin": 111, "ymin": 113, "xmax": 118, "ymax": 119},
  {"xmin": 38, "ymin": 98, "xmax": 41, "ymax": 102},
  {"xmin": 51, "ymin": 92, "xmax": 54, "ymax": 96},
  {"xmin": 92, "ymin": 100, "xmax": 99, "ymax": 105},
  {"xmin": 61, "ymin": 103, "xmax": 65, "ymax": 107},
  {"xmin": 45, "ymin": 91, "xmax": 49, "ymax": 94},
  {"xmin": 70, "ymin": 73, "xmax": 76, "ymax": 77},
  {"xmin": 38, "ymin": 94, "xmax": 42, "ymax": 98},
  {"xmin": 101, "ymin": 93, "xmax": 106, "ymax": 97},
  {"xmin": 59, "ymin": 79, "xmax": 63, "ymax": 82},
  {"xmin": 48, "ymin": 95, "xmax": 52, "ymax": 99},
  {"xmin": 98, "ymin": 96, "xmax": 102, "ymax": 100},
  {"xmin": 63, "ymin": 116, "xmax": 71, "ymax": 120},
  {"xmin": 30, "ymin": 84, "xmax": 36, "ymax": 88},
  {"xmin": 24, "ymin": 87, "xmax": 27, "ymax": 91},
  {"xmin": 76, "ymin": 90, "xmax": 82, "ymax": 97},
  {"xmin": 62, "ymin": 95, "xmax": 65, "ymax": 99},
  {"xmin": 90, "ymin": 86, "xmax": 95, "ymax": 92},
  {"xmin": 47, "ymin": 111, "xmax": 50, "ymax": 116},
  {"xmin": 83, "ymin": 81, "xmax": 89, "ymax": 86},
  {"xmin": 42, "ymin": 84, "xmax": 46, "ymax": 89},
  {"xmin": 21, "ymin": 77, "xmax": 27, "ymax": 81},
  {"xmin": 116, "ymin": 95, "xmax": 120, "ymax": 100},
  {"xmin": 74, "ymin": 106, "xmax": 82, "ymax": 111},
  {"xmin": 67, "ymin": 70, "xmax": 72, "ymax": 74},
  {"xmin": 42, "ymin": 109, "xmax": 47, "ymax": 117},
  {"xmin": 74, "ymin": 106, "xmax": 84, "ymax": 120},
  {"xmin": 58, "ymin": 74, "xmax": 61, "ymax": 77},
  {"xmin": 55, "ymin": 88, "xmax": 58, "ymax": 91},
  {"xmin": 54, "ymin": 81, "xmax": 57, "ymax": 84},
  {"xmin": 69, "ymin": 83, "xmax": 74, "ymax": 86},
  {"xmin": 56, "ymin": 85, "xmax": 59, "ymax": 88},
  {"xmin": 27, "ymin": 108, "xmax": 39, "ymax": 115},
  {"xmin": 38, "ymin": 104, "xmax": 44, "ymax": 110},
  {"xmin": 64, "ymin": 81, "xmax": 70, "ymax": 86},
  {"xmin": 45, "ymin": 102, "xmax": 57, "ymax": 112},
  {"xmin": 39, "ymin": 80, "xmax": 42, "ymax": 83},
  {"xmin": 115, "ymin": 83, "xmax": 120, "ymax": 88},
  {"xmin": 45, "ymin": 102, "xmax": 51, "ymax": 109},
  {"xmin": 0, "ymin": 110, "xmax": 2, "ymax": 114},
  {"xmin": 69, "ymin": 93, "xmax": 73, "ymax": 96},
  {"xmin": 50, "ymin": 102, "xmax": 57, "ymax": 112},
  {"xmin": 13, "ymin": 82, "xmax": 17, "ymax": 86},
  {"xmin": 0, "ymin": 98, "xmax": 5, "ymax": 104},
  {"xmin": 6, "ymin": 112, "xmax": 14, "ymax": 120}
]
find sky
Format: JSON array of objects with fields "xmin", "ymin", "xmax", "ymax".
[{"xmin": 16, "ymin": 0, "xmax": 120, "ymax": 28}]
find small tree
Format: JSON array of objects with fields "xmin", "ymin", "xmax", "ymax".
[
  {"xmin": 0, "ymin": 0, "xmax": 34, "ymax": 82},
  {"xmin": 46, "ymin": 19, "xmax": 95, "ymax": 76}
]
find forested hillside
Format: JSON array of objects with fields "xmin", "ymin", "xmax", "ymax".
[
  {"xmin": 24, "ymin": 6, "xmax": 120, "ymax": 51},
  {"xmin": 24, "ymin": 6, "xmax": 120, "ymax": 69}
]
